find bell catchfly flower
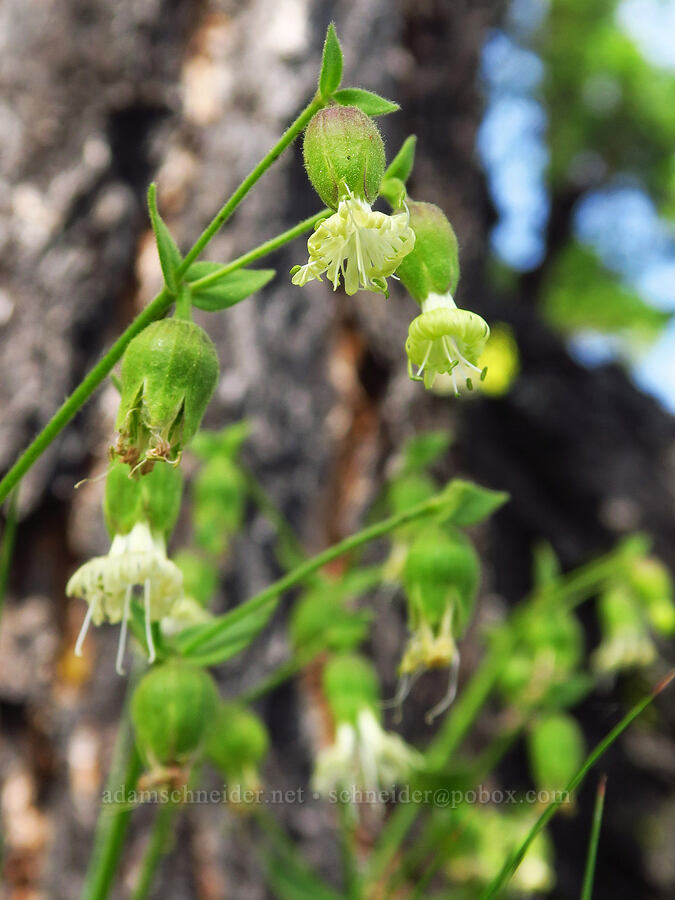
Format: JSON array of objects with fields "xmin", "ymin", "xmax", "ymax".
[
  {"xmin": 292, "ymin": 194, "xmax": 415, "ymax": 296},
  {"xmin": 67, "ymin": 520, "xmax": 183, "ymax": 673},
  {"xmin": 313, "ymin": 654, "xmax": 422, "ymax": 802},
  {"xmin": 67, "ymin": 461, "xmax": 184, "ymax": 673},
  {"xmin": 406, "ymin": 292, "xmax": 490, "ymax": 393}
]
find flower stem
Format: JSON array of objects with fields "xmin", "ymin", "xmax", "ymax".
[
  {"xmin": 131, "ymin": 796, "xmax": 182, "ymax": 900},
  {"xmin": 0, "ymin": 201, "xmax": 325, "ymax": 506},
  {"xmin": 81, "ymin": 700, "xmax": 143, "ymax": 900}
]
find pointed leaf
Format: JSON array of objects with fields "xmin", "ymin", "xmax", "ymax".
[
  {"xmin": 190, "ymin": 268, "xmax": 276, "ymax": 311},
  {"xmin": 147, "ymin": 182, "xmax": 182, "ymax": 295},
  {"xmin": 439, "ymin": 478, "xmax": 509, "ymax": 526},
  {"xmin": 384, "ymin": 135, "xmax": 417, "ymax": 183},
  {"xmin": 401, "ymin": 430, "xmax": 453, "ymax": 472},
  {"xmin": 318, "ymin": 23, "xmax": 343, "ymax": 97},
  {"xmin": 333, "ymin": 88, "xmax": 400, "ymax": 116},
  {"xmin": 174, "ymin": 602, "xmax": 272, "ymax": 666}
]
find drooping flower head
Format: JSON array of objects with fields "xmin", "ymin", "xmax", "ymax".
[
  {"xmin": 592, "ymin": 585, "xmax": 657, "ymax": 674},
  {"xmin": 292, "ymin": 106, "xmax": 415, "ymax": 296},
  {"xmin": 391, "ymin": 200, "xmax": 492, "ymax": 393},
  {"xmin": 406, "ymin": 293, "xmax": 490, "ymax": 393},
  {"xmin": 313, "ymin": 654, "xmax": 422, "ymax": 802},
  {"xmin": 399, "ymin": 526, "xmax": 479, "ymax": 721},
  {"xmin": 67, "ymin": 462, "xmax": 184, "ymax": 673},
  {"xmin": 113, "ymin": 318, "xmax": 219, "ymax": 474}
]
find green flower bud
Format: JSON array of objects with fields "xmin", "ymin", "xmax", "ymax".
[
  {"xmin": 303, "ymin": 106, "xmax": 385, "ymax": 209},
  {"xmin": 395, "ymin": 202, "xmax": 460, "ymax": 303},
  {"xmin": 131, "ymin": 662, "xmax": 219, "ymax": 773},
  {"xmin": 528, "ymin": 713, "xmax": 585, "ymax": 795},
  {"xmin": 592, "ymin": 586, "xmax": 656, "ymax": 673},
  {"xmin": 205, "ymin": 702, "xmax": 268, "ymax": 785},
  {"xmin": 114, "ymin": 319, "xmax": 219, "ymax": 474},
  {"xmin": 323, "ymin": 653, "xmax": 380, "ymax": 726}
]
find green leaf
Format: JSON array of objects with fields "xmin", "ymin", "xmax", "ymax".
[
  {"xmin": 147, "ymin": 183, "xmax": 182, "ymax": 295},
  {"xmin": 401, "ymin": 430, "xmax": 453, "ymax": 473},
  {"xmin": 174, "ymin": 602, "xmax": 272, "ymax": 666},
  {"xmin": 384, "ymin": 135, "xmax": 417, "ymax": 183},
  {"xmin": 580, "ymin": 776, "xmax": 607, "ymax": 900},
  {"xmin": 333, "ymin": 88, "xmax": 400, "ymax": 116},
  {"xmin": 439, "ymin": 479, "xmax": 509, "ymax": 526},
  {"xmin": 318, "ymin": 23, "xmax": 343, "ymax": 97},
  {"xmin": 189, "ymin": 267, "xmax": 276, "ymax": 311}
]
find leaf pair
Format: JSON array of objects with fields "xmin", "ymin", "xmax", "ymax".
[
  {"xmin": 147, "ymin": 182, "xmax": 275, "ymax": 312},
  {"xmin": 318, "ymin": 23, "xmax": 399, "ymax": 115}
]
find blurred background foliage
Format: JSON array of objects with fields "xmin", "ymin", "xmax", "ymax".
[{"xmin": 478, "ymin": 0, "xmax": 674, "ymax": 395}]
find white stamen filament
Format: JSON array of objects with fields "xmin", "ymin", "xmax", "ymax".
[
  {"xmin": 115, "ymin": 585, "xmax": 132, "ymax": 675},
  {"xmin": 144, "ymin": 578, "xmax": 156, "ymax": 663},
  {"xmin": 74, "ymin": 605, "xmax": 94, "ymax": 657},
  {"xmin": 425, "ymin": 650, "xmax": 461, "ymax": 724}
]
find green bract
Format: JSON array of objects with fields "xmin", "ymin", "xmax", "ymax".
[
  {"xmin": 131, "ymin": 662, "xmax": 219, "ymax": 772},
  {"xmin": 395, "ymin": 201, "xmax": 460, "ymax": 302},
  {"xmin": 303, "ymin": 105, "xmax": 385, "ymax": 209},
  {"xmin": 114, "ymin": 319, "xmax": 219, "ymax": 474}
]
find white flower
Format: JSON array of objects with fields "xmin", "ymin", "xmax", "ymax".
[
  {"xmin": 67, "ymin": 520, "xmax": 183, "ymax": 673},
  {"xmin": 292, "ymin": 194, "xmax": 415, "ymax": 296},
  {"xmin": 406, "ymin": 292, "xmax": 490, "ymax": 393},
  {"xmin": 313, "ymin": 708, "xmax": 422, "ymax": 799}
]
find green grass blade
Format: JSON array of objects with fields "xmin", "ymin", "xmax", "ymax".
[
  {"xmin": 580, "ymin": 774, "xmax": 607, "ymax": 900},
  {"xmin": 479, "ymin": 670, "xmax": 674, "ymax": 900},
  {"xmin": 0, "ymin": 487, "xmax": 20, "ymax": 619}
]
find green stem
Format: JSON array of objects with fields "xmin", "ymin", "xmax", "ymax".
[
  {"xmin": 82, "ymin": 708, "xmax": 143, "ymax": 900},
  {"xmin": 131, "ymin": 797, "xmax": 181, "ymax": 900},
  {"xmin": 0, "ymin": 487, "xmax": 20, "ymax": 618},
  {"xmin": 0, "ymin": 97, "xmax": 325, "ymax": 506},
  {"xmin": 0, "ymin": 211, "xmax": 324, "ymax": 507},
  {"xmin": 580, "ymin": 775, "xmax": 607, "ymax": 900},
  {"xmin": 479, "ymin": 671, "xmax": 674, "ymax": 900},
  {"xmin": 188, "ymin": 209, "xmax": 329, "ymax": 294},
  {"xmin": 176, "ymin": 97, "xmax": 324, "ymax": 277},
  {"xmin": 180, "ymin": 493, "xmax": 447, "ymax": 656}
]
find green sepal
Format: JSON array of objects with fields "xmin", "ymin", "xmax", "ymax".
[
  {"xmin": 187, "ymin": 264, "xmax": 276, "ymax": 311},
  {"xmin": 147, "ymin": 183, "xmax": 182, "ymax": 296},
  {"xmin": 400, "ymin": 429, "xmax": 453, "ymax": 473},
  {"xmin": 403, "ymin": 526, "xmax": 479, "ymax": 632},
  {"xmin": 323, "ymin": 653, "xmax": 380, "ymax": 725},
  {"xmin": 131, "ymin": 661, "xmax": 219, "ymax": 770},
  {"xmin": 140, "ymin": 461, "xmax": 183, "ymax": 537},
  {"xmin": 384, "ymin": 135, "xmax": 417, "ymax": 183},
  {"xmin": 395, "ymin": 201, "xmax": 460, "ymax": 302},
  {"xmin": 318, "ymin": 23, "xmax": 343, "ymax": 98},
  {"xmin": 332, "ymin": 88, "xmax": 400, "ymax": 116},
  {"xmin": 103, "ymin": 461, "xmax": 144, "ymax": 536}
]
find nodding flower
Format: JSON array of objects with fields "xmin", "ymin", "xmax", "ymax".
[
  {"xmin": 313, "ymin": 654, "xmax": 422, "ymax": 804},
  {"xmin": 405, "ymin": 292, "xmax": 490, "ymax": 393},
  {"xmin": 67, "ymin": 520, "xmax": 183, "ymax": 674},
  {"xmin": 292, "ymin": 192, "xmax": 415, "ymax": 296}
]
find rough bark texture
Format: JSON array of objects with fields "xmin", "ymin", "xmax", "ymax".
[{"xmin": 0, "ymin": 1, "xmax": 673, "ymax": 898}]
